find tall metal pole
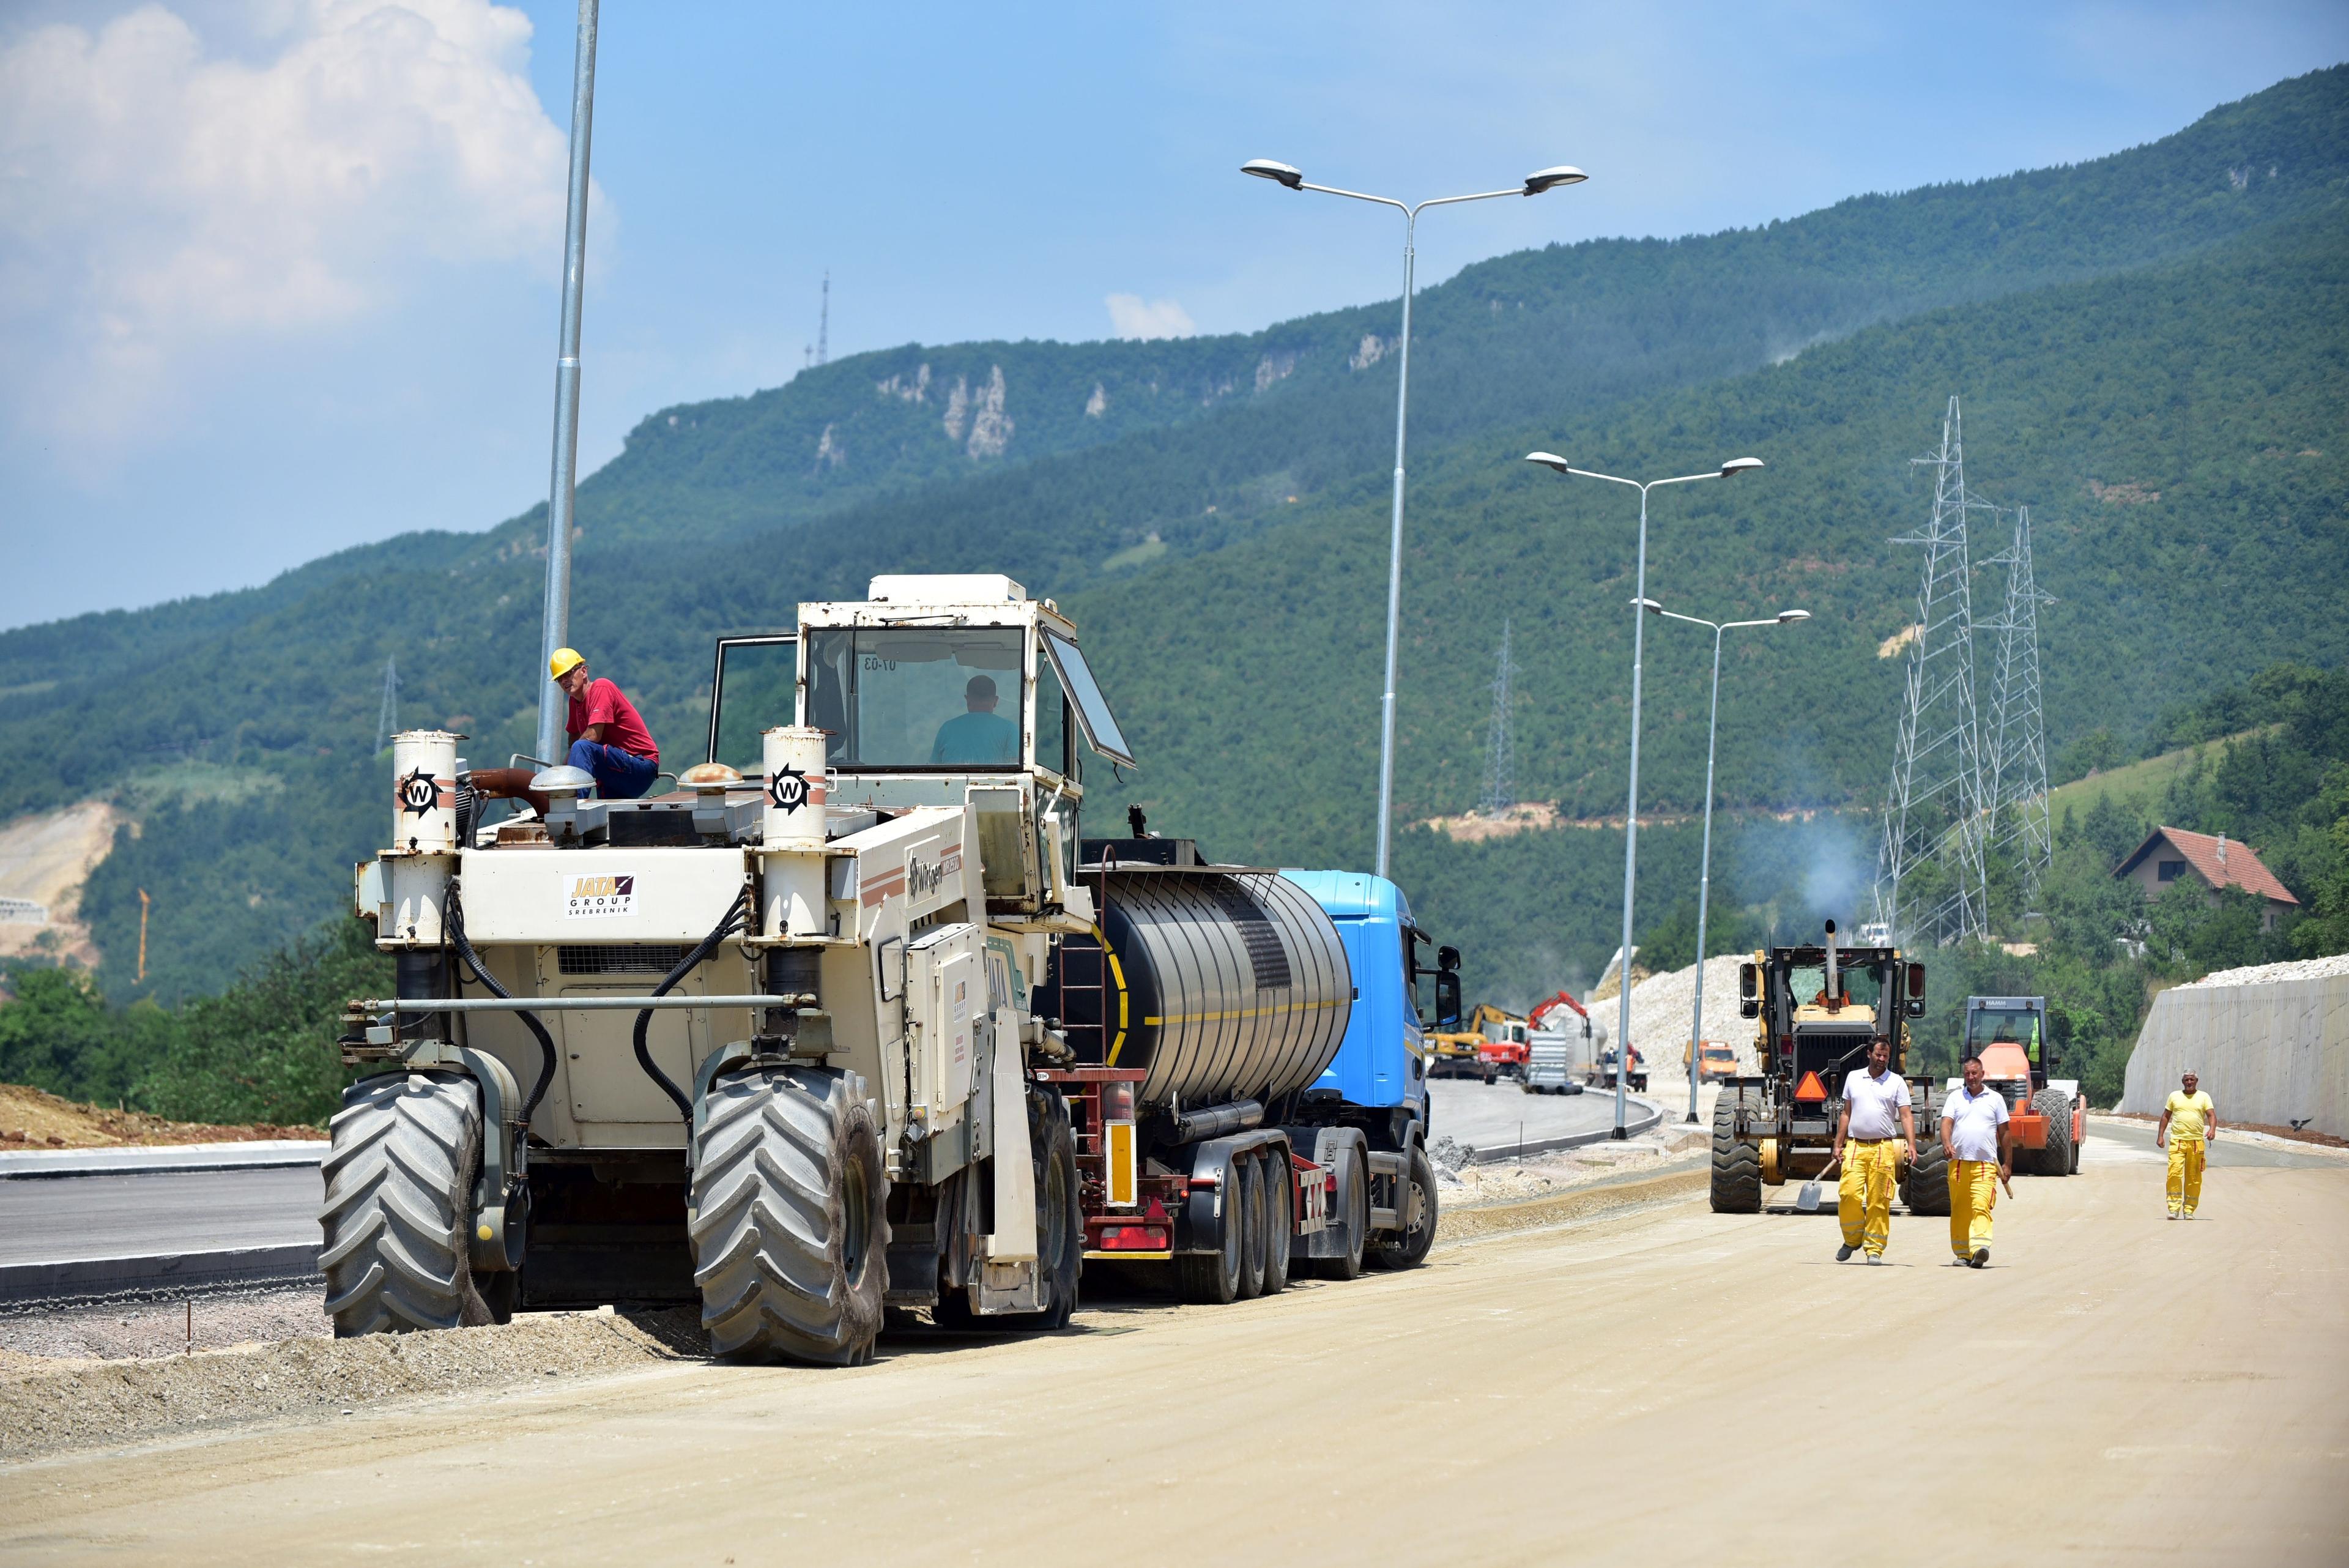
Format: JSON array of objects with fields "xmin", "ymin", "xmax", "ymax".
[
  {"xmin": 1611, "ymin": 481, "xmax": 1652, "ymax": 1140},
  {"xmin": 1373, "ymin": 218, "xmax": 1416, "ymax": 880},
  {"xmin": 535, "ymin": 0, "xmax": 600, "ymax": 768},
  {"xmin": 1686, "ymin": 623, "xmax": 1725, "ymax": 1122}
]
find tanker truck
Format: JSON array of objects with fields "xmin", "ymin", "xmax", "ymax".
[{"xmin": 334, "ymin": 573, "xmax": 1453, "ymax": 1362}]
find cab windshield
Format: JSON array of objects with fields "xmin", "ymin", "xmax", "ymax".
[
  {"xmin": 1784, "ymin": 960, "xmax": 1884, "ymax": 1012},
  {"xmin": 1967, "ymin": 1008, "xmax": 2043, "ymax": 1063},
  {"xmin": 806, "ymin": 628, "xmax": 1024, "ymax": 770}
]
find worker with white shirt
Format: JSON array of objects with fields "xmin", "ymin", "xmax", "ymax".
[
  {"xmin": 1942, "ymin": 1054, "xmax": 2014, "ymax": 1268},
  {"xmin": 1830, "ymin": 1035, "xmax": 1918, "ymax": 1264}
]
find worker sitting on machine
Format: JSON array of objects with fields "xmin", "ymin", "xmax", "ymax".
[
  {"xmin": 475, "ymin": 648, "xmax": 661, "ymax": 811},
  {"xmin": 930, "ymin": 674, "xmax": 1018, "ymax": 765}
]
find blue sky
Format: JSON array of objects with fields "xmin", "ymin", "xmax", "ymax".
[{"xmin": 2, "ymin": 1, "xmax": 2344, "ymax": 630}]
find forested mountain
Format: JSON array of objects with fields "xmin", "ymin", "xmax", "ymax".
[{"xmin": 1, "ymin": 67, "xmax": 2344, "ymax": 1011}]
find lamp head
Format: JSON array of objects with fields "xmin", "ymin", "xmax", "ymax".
[
  {"xmin": 1631, "ymin": 597, "xmax": 1664, "ymax": 615},
  {"xmin": 1776, "ymin": 609, "xmax": 1812, "ymax": 624},
  {"xmin": 1523, "ymin": 165, "xmax": 1587, "ymax": 196},
  {"xmin": 1524, "ymin": 451, "xmax": 1572, "ymax": 475},
  {"xmin": 1719, "ymin": 456, "xmax": 1765, "ymax": 478},
  {"xmin": 1241, "ymin": 158, "xmax": 1304, "ymax": 190}
]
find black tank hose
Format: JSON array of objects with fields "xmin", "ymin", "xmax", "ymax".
[
  {"xmin": 445, "ymin": 884, "xmax": 561, "ymax": 1127},
  {"xmin": 633, "ymin": 891, "xmax": 750, "ymax": 1126}
]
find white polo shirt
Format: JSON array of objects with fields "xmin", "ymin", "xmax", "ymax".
[
  {"xmin": 1943, "ymin": 1083, "xmax": 2011, "ymax": 1164},
  {"xmin": 1842, "ymin": 1068, "xmax": 1911, "ymax": 1141}
]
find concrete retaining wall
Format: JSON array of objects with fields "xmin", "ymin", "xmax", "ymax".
[{"xmin": 2120, "ymin": 972, "xmax": 2349, "ymax": 1137}]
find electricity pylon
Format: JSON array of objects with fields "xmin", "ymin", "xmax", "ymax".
[
  {"xmin": 1874, "ymin": 396, "xmax": 1992, "ymax": 945},
  {"xmin": 1479, "ymin": 619, "xmax": 1518, "ymax": 817},
  {"xmin": 1982, "ymin": 503, "xmax": 2055, "ymax": 905},
  {"xmin": 374, "ymin": 656, "xmax": 401, "ymax": 754}
]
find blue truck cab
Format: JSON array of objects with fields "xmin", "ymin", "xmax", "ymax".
[{"xmin": 1282, "ymin": 870, "xmax": 1436, "ymax": 1124}]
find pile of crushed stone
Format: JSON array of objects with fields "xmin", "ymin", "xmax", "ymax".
[
  {"xmin": 2180, "ymin": 953, "xmax": 2349, "ymax": 989},
  {"xmin": 0, "ymin": 1308, "xmax": 702, "ymax": 1459},
  {"xmin": 0, "ymin": 1082, "xmax": 320, "ymax": 1149}
]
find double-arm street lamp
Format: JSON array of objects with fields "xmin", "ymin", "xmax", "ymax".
[
  {"xmin": 1244, "ymin": 158, "xmax": 1587, "ymax": 879},
  {"xmin": 1639, "ymin": 600, "xmax": 1811, "ymax": 1121},
  {"xmin": 1524, "ymin": 452, "xmax": 1765, "ymax": 1139}
]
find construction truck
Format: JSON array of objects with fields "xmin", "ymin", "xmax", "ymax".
[
  {"xmin": 1592, "ymin": 1044, "xmax": 1647, "ymax": 1092},
  {"xmin": 1710, "ymin": 920, "xmax": 1942, "ymax": 1214},
  {"xmin": 1427, "ymin": 1002, "xmax": 1526, "ymax": 1083},
  {"xmin": 335, "ymin": 574, "xmax": 1452, "ymax": 1362},
  {"xmin": 1959, "ymin": 995, "xmax": 2084, "ymax": 1175},
  {"xmin": 1682, "ymin": 1040, "xmax": 1739, "ymax": 1083},
  {"xmin": 1522, "ymin": 991, "xmax": 1596, "ymax": 1096}
]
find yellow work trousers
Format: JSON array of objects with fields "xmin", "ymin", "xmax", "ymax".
[
  {"xmin": 1948, "ymin": 1160, "xmax": 1997, "ymax": 1258},
  {"xmin": 1838, "ymin": 1140, "xmax": 1899, "ymax": 1257},
  {"xmin": 2167, "ymin": 1137, "xmax": 2206, "ymax": 1216}
]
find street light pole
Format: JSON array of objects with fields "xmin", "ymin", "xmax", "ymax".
[
  {"xmin": 535, "ymin": 0, "xmax": 600, "ymax": 768},
  {"xmin": 1244, "ymin": 160, "xmax": 1586, "ymax": 879},
  {"xmin": 1524, "ymin": 453, "xmax": 1765, "ymax": 1138},
  {"xmin": 1649, "ymin": 603, "xmax": 1811, "ymax": 1121}
]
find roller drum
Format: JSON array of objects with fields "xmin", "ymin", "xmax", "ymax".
[{"xmin": 1063, "ymin": 869, "xmax": 1352, "ymax": 1115}]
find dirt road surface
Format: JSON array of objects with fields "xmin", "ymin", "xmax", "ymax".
[{"xmin": 4, "ymin": 1134, "xmax": 2342, "ymax": 1564}]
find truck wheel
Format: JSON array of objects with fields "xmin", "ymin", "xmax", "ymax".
[
  {"xmin": 1177, "ymin": 1153, "xmax": 1245, "ymax": 1304},
  {"xmin": 2032, "ymin": 1088, "xmax": 2074, "ymax": 1178},
  {"xmin": 1236, "ymin": 1151, "xmax": 1268, "ymax": 1300},
  {"xmin": 320, "ymin": 1071, "xmax": 495, "ymax": 1336},
  {"xmin": 1370, "ymin": 1143, "xmax": 1438, "ymax": 1270},
  {"xmin": 1261, "ymin": 1151, "xmax": 1293, "ymax": 1296},
  {"xmin": 1707, "ymin": 1097, "xmax": 1761, "ymax": 1214},
  {"xmin": 689, "ymin": 1063, "xmax": 889, "ymax": 1365},
  {"xmin": 1307, "ymin": 1140, "xmax": 1368, "ymax": 1281},
  {"xmin": 1903, "ymin": 1138, "xmax": 1951, "ymax": 1215}
]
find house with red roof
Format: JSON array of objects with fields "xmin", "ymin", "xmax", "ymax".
[{"xmin": 2114, "ymin": 826, "xmax": 2301, "ymax": 931}]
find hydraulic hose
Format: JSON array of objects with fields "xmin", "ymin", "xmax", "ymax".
[
  {"xmin": 445, "ymin": 883, "xmax": 560, "ymax": 1127},
  {"xmin": 633, "ymin": 890, "xmax": 749, "ymax": 1126}
]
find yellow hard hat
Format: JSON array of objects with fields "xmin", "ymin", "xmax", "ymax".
[{"xmin": 549, "ymin": 647, "xmax": 585, "ymax": 679}]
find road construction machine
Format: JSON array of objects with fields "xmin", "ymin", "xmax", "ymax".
[
  {"xmin": 1959, "ymin": 995, "xmax": 2084, "ymax": 1176},
  {"xmin": 1710, "ymin": 920, "xmax": 1941, "ymax": 1214},
  {"xmin": 335, "ymin": 574, "xmax": 1452, "ymax": 1362},
  {"xmin": 1427, "ymin": 1002, "xmax": 1524, "ymax": 1082},
  {"xmin": 1522, "ymin": 991, "xmax": 1596, "ymax": 1096}
]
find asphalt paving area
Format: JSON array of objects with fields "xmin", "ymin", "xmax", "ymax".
[
  {"xmin": 2, "ymin": 1145, "xmax": 2342, "ymax": 1566},
  {"xmin": 0, "ymin": 1167, "xmax": 319, "ymax": 1267}
]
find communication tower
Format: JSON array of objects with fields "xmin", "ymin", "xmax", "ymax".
[
  {"xmin": 1981, "ymin": 504, "xmax": 2055, "ymax": 902},
  {"xmin": 817, "ymin": 269, "xmax": 829, "ymax": 368},
  {"xmin": 1479, "ymin": 619, "xmax": 1518, "ymax": 817},
  {"xmin": 1873, "ymin": 397, "xmax": 1992, "ymax": 945}
]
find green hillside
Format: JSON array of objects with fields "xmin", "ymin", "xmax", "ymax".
[{"xmin": 0, "ymin": 69, "xmax": 2344, "ymax": 1009}]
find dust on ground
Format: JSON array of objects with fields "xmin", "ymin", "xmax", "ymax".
[
  {"xmin": 0, "ymin": 1083, "xmax": 321, "ymax": 1149},
  {"xmin": 1433, "ymin": 1121, "xmax": 1707, "ymax": 1206},
  {"xmin": 2094, "ymin": 1110, "xmax": 2349, "ymax": 1154}
]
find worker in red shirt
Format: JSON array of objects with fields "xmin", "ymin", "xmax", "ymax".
[{"xmin": 473, "ymin": 648, "xmax": 661, "ymax": 812}]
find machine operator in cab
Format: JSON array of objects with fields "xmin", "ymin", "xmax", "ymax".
[
  {"xmin": 930, "ymin": 674, "xmax": 1018, "ymax": 765},
  {"xmin": 474, "ymin": 648, "xmax": 661, "ymax": 812}
]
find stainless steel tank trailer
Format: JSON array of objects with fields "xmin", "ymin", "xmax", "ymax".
[{"xmin": 336, "ymin": 574, "xmax": 1453, "ymax": 1364}]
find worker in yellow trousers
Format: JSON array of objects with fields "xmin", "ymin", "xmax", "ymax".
[
  {"xmin": 2155, "ymin": 1069, "xmax": 2218, "ymax": 1219},
  {"xmin": 1831, "ymin": 1036, "xmax": 1917, "ymax": 1264},
  {"xmin": 1941, "ymin": 1054, "xmax": 2015, "ymax": 1268}
]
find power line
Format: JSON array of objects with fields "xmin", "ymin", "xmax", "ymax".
[
  {"xmin": 1480, "ymin": 619, "xmax": 1518, "ymax": 817},
  {"xmin": 1874, "ymin": 395, "xmax": 1992, "ymax": 945}
]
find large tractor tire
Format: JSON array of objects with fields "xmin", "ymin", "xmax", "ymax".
[
  {"xmin": 689, "ymin": 1063, "xmax": 889, "ymax": 1365},
  {"xmin": 1368, "ymin": 1142, "xmax": 1438, "ymax": 1271},
  {"xmin": 1903, "ymin": 1137, "xmax": 1951, "ymax": 1216},
  {"xmin": 1000, "ymin": 1087, "xmax": 1082, "ymax": 1330},
  {"xmin": 2031, "ymin": 1088, "xmax": 2076, "ymax": 1177},
  {"xmin": 1709, "ymin": 1098, "xmax": 1762, "ymax": 1214},
  {"xmin": 320, "ymin": 1071, "xmax": 497, "ymax": 1336}
]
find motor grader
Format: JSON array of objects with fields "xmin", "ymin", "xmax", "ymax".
[
  {"xmin": 335, "ymin": 574, "xmax": 1447, "ymax": 1364},
  {"xmin": 1709, "ymin": 920, "xmax": 1944, "ymax": 1214}
]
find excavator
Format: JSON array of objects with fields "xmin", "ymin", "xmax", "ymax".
[{"xmin": 1427, "ymin": 1003, "xmax": 1528, "ymax": 1083}]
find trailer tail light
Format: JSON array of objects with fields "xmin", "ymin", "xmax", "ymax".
[
  {"xmin": 1095, "ymin": 1222, "xmax": 1168, "ymax": 1250},
  {"xmin": 1794, "ymin": 1070, "xmax": 1828, "ymax": 1102},
  {"xmin": 1105, "ymin": 1115, "xmax": 1138, "ymax": 1208}
]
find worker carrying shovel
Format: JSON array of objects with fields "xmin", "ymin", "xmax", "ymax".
[
  {"xmin": 2155, "ymin": 1070, "xmax": 2217, "ymax": 1220},
  {"xmin": 1831, "ymin": 1035, "xmax": 1917, "ymax": 1265},
  {"xmin": 1941, "ymin": 1054, "xmax": 2014, "ymax": 1268},
  {"xmin": 475, "ymin": 648, "xmax": 661, "ymax": 813}
]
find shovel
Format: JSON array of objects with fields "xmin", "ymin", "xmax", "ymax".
[{"xmin": 1795, "ymin": 1154, "xmax": 1841, "ymax": 1213}]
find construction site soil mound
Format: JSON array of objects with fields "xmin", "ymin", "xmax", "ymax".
[{"xmin": 0, "ymin": 1083, "xmax": 319, "ymax": 1149}]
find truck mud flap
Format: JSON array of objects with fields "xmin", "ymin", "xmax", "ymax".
[
  {"xmin": 1288, "ymin": 1128, "xmax": 1364, "ymax": 1261},
  {"xmin": 1176, "ymin": 1129, "xmax": 1289, "ymax": 1256}
]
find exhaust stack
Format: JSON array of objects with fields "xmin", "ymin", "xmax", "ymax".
[{"xmin": 1822, "ymin": 918, "xmax": 1839, "ymax": 1007}]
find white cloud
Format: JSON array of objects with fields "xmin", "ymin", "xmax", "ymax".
[
  {"xmin": 1104, "ymin": 292, "xmax": 1195, "ymax": 341},
  {"xmin": 0, "ymin": 1, "xmax": 584, "ymax": 452}
]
